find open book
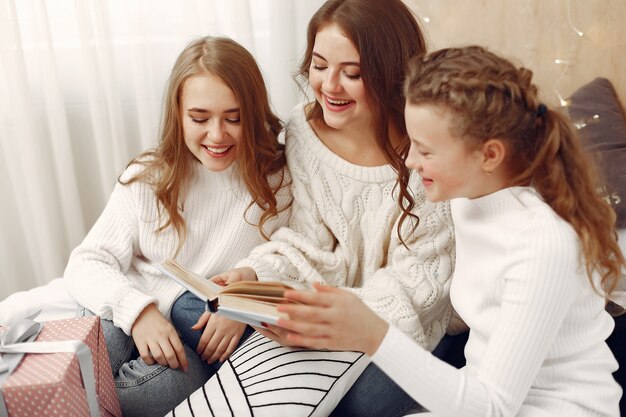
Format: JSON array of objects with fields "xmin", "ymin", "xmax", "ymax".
[{"xmin": 154, "ymin": 259, "xmax": 294, "ymax": 327}]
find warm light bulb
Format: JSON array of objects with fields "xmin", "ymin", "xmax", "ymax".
[
  {"xmin": 567, "ymin": 0, "xmax": 584, "ymax": 37},
  {"xmin": 573, "ymin": 115, "xmax": 600, "ymax": 129},
  {"xmin": 423, "ymin": 16, "xmax": 430, "ymax": 23}
]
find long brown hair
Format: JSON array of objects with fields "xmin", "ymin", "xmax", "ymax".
[
  {"xmin": 121, "ymin": 36, "xmax": 288, "ymax": 254},
  {"xmin": 296, "ymin": 0, "xmax": 427, "ymax": 241},
  {"xmin": 404, "ymin": 45, "xmax": 624, "ymax": 296}
]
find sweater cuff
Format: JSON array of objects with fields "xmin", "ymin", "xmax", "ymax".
[
  {"xmin": 112, "ymin": 288, "xmax": 158, "ymax": 335},
  {"xmin": 234, "ymin": 258, "xmax": 280, "ymax": 283},
  {"xmin": 372, "ymin": 325, "xmax": 428, "ymax": 379}
]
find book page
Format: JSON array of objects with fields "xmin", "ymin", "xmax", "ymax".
[
  {"xmin": 226, "ymin": 293, "xmax": 288, "ymax": 303},
  {"xmin": 219, "ymin": 294, "xmax": 288, "ymax": 324},
  {"xmin": 216, "ymin": 305, "xmax": 282, "ymax": 327},
  {"xmin": 156, "ymin": 259, "xmax": 303, "ymax": 327},
  {"xmin": 155, "ymin": 260, "xmax": 222, "ymax": 301},
  {"xmin": 220, "ymin": 280, "xmax": 292, "ymax": 297}
]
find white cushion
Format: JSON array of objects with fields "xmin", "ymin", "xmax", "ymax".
[{"xmin": 166, "ymin": 331, "xmax": 369, "ymax": 417}]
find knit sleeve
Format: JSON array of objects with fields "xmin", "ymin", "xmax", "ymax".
[
  {"xmin": 235, "ymin": 143, "xmax": 347, "ymax": 285},
  {"xmin": 372, "ymin": 218, "xmax": 586, "ymax": 416},
  {"xmin": 348, "ymin": 196, "xmax": 455, "ymax": 350},
  {"xmin": 64, "ymin": 179, "xmax": 157, "ymax": 335}
]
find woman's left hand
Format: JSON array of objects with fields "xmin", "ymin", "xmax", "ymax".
[{"xmin": 272, "ymin": 283, "xmax": 389, "ymax": 356}]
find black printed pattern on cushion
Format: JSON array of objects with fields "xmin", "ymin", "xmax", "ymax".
[{"xmin": 167, "ymin": 332, "xmax": 368, "ymax": 417}]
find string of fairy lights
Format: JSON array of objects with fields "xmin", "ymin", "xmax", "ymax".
[
  {"xmin": 557, "ymin": 0, "xmax": 602, "ymax": 129},
  {"xmin": 415, "ymin": 0, "xmax": 601, "ymax": 130},
  {"xmin": 553, "ymin": 0, "xmax": 584, "ymax": 107},
  {"xmin": 413, "ymin": 1, "xmax": 619, "ymax": 210}
]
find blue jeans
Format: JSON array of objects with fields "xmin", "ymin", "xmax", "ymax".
[
  {"xmin": 80, "ymin": 308, "xmax": 214, "ymax": 417},
  {"xmin": 81, "ymin": 300, "xmax": 248, "ymax": 417},
  {"xmin": 330, "ymin": 362, "xmax": 423, "ymax": 417},
  {"xmin": 170, "ymin": 291, "xmax": 255, "ymax": 370},
  {"xmin": 331, "ymin": 332, "xmax": 469, "ymax": 417}
]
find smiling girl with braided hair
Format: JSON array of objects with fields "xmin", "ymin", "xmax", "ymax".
[{"xmin": 277, "ymin": 45, "xmax": 624, "ymax": 416}]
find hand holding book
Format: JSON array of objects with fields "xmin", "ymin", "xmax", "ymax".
[
  {"xmin": 209, "ymin": 266, "xmax": 258, "ymax": 286},
  {"xmin": 276, "ymin": 283, "xmax": 389, "ymax": 356},
  {"xmin": 155, "ymin": 260, "xmax": 296, "ymax": 327}
]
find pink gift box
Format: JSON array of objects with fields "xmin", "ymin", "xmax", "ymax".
[{"xmin": 0, "ymin": 317, "xmax": 121, "ymax": 417}]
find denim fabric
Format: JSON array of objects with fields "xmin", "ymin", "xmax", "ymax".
[
  {"xmin": 171, "ymin": 290, "xmax": 255, "ymax": 351},
  {"xmin": 80, "ymin": 308, "xmax": 216, "ymax": 417},
  {"xmin": 331, "ymin": 332, "xmax": 469, "ymax": 417},
  {"xmin": 431, "ymin": 331, "xmax": 469, "ymax": 369},
  {"xmin": 114, "ymin": 343, "xmax": 217, "ymax": 417},
  {"xmin": 170, "ymin": 291, "xmax": 209, "ymax": 349},
  {"xmin": 330, "ymin": 362, "xmax": 423, "ymax": 417}
]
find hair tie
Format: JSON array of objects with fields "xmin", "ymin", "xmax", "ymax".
[{"xmin": 536, "ymin": 103, "xmax": 548, "ymax": 117}]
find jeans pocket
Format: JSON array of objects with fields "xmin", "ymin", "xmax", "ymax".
[{"xmin": 115, "ymin": 359, "xmax": 170, "ymax": 388}]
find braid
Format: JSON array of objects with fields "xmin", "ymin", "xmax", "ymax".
[{"xmin": 404, "ymin": 45, "xmax": 624, "ymax": 297}]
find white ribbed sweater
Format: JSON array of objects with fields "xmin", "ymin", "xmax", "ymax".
[
  {"xmin": 64, "ymin": 161, "xmax": 291, "ymax": 335},
  {"xmin": 236, "ymin": 103, "xmax": 456, "ymax": 349},
  {"xmin": 373, "ymin": 187, "xmax": 621, "ymax": 416}
]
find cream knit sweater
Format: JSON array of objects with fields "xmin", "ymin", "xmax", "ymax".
[
  {"xmin": 236, "ymin": 103, "xmax": 456, "ymax": 349},
  {"xmin": 373, "ymin": 187, "xmax": 621, "ymax": 416},
  {"xmin": 65, "ymin": 161, "xmax": 291, "ymax": 335}
]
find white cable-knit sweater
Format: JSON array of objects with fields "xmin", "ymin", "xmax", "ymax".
[
  {"xmin": 373, "ymin": 187, "xmax": 621, "ymax": 416},
  {"xmin": 236, "ymin": 103, "xmax": 456, "ymax": 349},
  {"xmin": 64, "ymin": 161, "xmax": 291, "ymax": 335}
]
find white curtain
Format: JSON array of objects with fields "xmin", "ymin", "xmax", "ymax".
[{"xmin": 0, "ymin": 0, "xmax": 324, "ymax": 299}]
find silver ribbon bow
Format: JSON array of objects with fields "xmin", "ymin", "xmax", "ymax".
[{"xmin": 0, "ymin": 315, "xmax": 100, "ymax": 417}]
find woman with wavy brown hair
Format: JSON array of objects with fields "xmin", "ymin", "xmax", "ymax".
[
  {"xmin": 278, "ymin": 45, "xmax": 624, "ymax": 416},
  {"xmin": 201, "ymin": 0, "xmax": 455, "ymax": 415},
  {"xmin": 64, "ymin": 36, "xmax": 291, "ymax": 417}
]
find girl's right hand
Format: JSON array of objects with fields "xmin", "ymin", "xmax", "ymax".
[
  {"xmin": 210, "ymin": 267, "xmax": 257, "ymax": 286},
  {"xmin": 276, "ymin": 283, "xmax": 389, "ymax": 356},
  {"xmin": 192, "ymin": 311, "xmax": 247, "ymax": 363},
  {"xmin": 131, "ymin": 303, "xmax": 188, "ymax": 371}
]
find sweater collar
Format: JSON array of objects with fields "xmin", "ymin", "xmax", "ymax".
[
  {"xmin": 191, "ymin": 160, "xmax": 243, "ymax": 191},
  {"xmin": 290, "ymin": 102, "xmax": 397, "ymax": 183},
  {"xmin": 452, "ymin": 186, "xmax": 540, "ymax": 218}
]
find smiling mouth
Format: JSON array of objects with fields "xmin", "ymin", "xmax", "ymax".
[
  {"xmin": 202, "ymin": 144, "xmax": 234, "ymax": 158},
  {"xmin": 324, "ymin": 95, "xmax": 354, "ymax": 110}
]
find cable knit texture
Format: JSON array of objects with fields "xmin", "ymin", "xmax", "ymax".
[
  {"xmin": 372, "ymin": 187, "xmax": 621, "ymax": 416},
  {"xmin": 236, "ymin": 102, "xmax": 456, "ymax": 350},
  {"xmin": 64, "ymin": 160, "xmax": 291, "ymax": 335}
]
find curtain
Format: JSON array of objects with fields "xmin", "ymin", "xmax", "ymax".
[{"xmin": 0, "ymin": 0, "xmax": 324, "ymax": 299}]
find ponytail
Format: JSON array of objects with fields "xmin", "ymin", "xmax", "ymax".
[{"xmin": 512, "ymin": 108, "xmax": 623, "ymax": 296}]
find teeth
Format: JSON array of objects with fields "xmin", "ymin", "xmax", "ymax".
[
  {"xmin": 205, "ymin": 145, "xmax": 231, "ymax": 154},
  {"xmin": 327, "ymin": 98, "xmax": 351, "ymax": 105}
]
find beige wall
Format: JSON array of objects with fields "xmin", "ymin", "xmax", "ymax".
[{"xmin": 404, "ymin": 0, "xmax": 625, "ymax": 107}]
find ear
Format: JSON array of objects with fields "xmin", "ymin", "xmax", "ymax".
[{"xmin": 480, "ymin": 139, "xmax": 506, "ymax": 174}]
